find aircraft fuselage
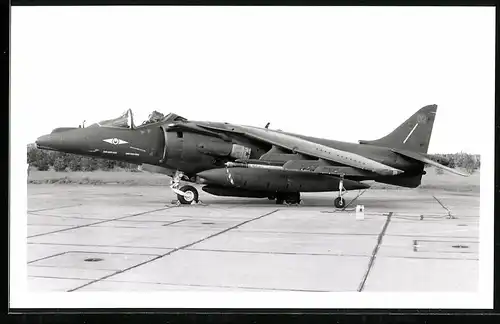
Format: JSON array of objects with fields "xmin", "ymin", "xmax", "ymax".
[{"xmin": 36, "ymin": 119, "xmax": 425, "ymax": 193}]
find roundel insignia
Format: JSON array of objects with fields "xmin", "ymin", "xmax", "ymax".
[
  {"xmin": 103, "ymin": 138, "xmax": 129, "ymax": 145},
  {"xmin": 417, "ymin": 114, "xmax": 428, "ymax": 124}
]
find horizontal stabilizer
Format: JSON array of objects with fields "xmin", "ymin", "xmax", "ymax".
[{"xmin": 392, "ymin": 149, "xmax": 469, "ymax": 177}]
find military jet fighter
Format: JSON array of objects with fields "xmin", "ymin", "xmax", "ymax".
[{"xmin": 36, "ymin": 104, "xmax": 467, "ymax": 207}]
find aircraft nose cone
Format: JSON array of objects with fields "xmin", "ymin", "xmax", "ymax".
[
  {"xmin": 35, "ymin": 134, "xmax": 58, "ymax": 150},
  {"xmin": 35, "ymin": 132, "xmax": 72, "ymax": 151},
  {"xmin": 36, "ymin": 129, "xmax": 90, "ymax": 153}
]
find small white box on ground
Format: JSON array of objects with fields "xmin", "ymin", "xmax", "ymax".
[{"xmin": 355, "ymin": 205, "xmax": 365, "ymax": 220}]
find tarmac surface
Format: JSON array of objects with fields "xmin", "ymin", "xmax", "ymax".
[{"xmin": 27, "ymin": 184, "xmax": 480, "ymax": 292}]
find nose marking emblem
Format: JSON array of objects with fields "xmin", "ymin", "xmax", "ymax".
[{"xmin": 103, "ymin": 138, "xmax": 128, "ymax": 145}]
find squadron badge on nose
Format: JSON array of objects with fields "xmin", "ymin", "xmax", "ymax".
[{"xmin": 103, "ymin": 138, "xmax": 129, "ymax": 145}]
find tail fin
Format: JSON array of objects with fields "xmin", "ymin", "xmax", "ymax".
[{"xmin": 359, "ymin": 104, "xmax": 437, "ymax": 154}]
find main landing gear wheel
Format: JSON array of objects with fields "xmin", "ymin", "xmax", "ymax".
[
  {"xmin": 285, "ymin": 192, "xmax": 301, "ymax": 205},
  {"xmin": 334, "ymin": 197, "xmax": 346, "ymax": 208},
  {"xmin": 275, "ymin": 192, "xmax": 301, "ymax": 205},
  {"xmin": 170, "ymin": 171, "xmax": 199, "ymax": 205},
  {"xmin": 177, "ymin": 185, "xmax": 199, "ymax": 205}
]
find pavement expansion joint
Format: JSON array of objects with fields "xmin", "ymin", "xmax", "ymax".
[
  {"xmin": 28, "ymin": 251, "xmax": 69, "ymax": 265},
  {"xmin": 66, "ymin": 209, "xmax": 281, "ymax": 292},
  {"xmin": 29, "ymin": 275, "xmax": 90, "ymax": 281},
  {"xmin": 27, "ymin": 206, "xmax": 173, "ymax": 239},
  {"xmin": 27, "ymin": 186, "xmax": 480, "ymax": 293},
  {"xmin": 30, "ymin": 264, "xmax": 117, "ymax": 272},
  {"xmin": 28, "ymin": 223, "xmax": 70, "ymax": 227},
  {"xmin": 28, "ymin": 242, "xmax": 173, "ymax": 253},
  {"xmin": 27, "ymin": 213, "xmax": 109, "ymax": 221},
  {"xmin": 233, "ymin": 229, "xmax": 379, "ymax": 237},
  {"xmin": 185, "ymin": 247, "xmax": 372, "ymax": 258},
  {"xmin": 357, "ymin": 211, "xmax": 393, "ymax": 292},
  {"xmin": 105, "ymin": 279, "xmax": 330, "ymax": 292},
  {"xmin": 68, "ymin": 250, "xmax": 162, "ymax": 257},
  {"xmin": 161, "ymin": 219, "xmax": 186, "ymax": 227},
  {"xmin": 28, "ymin": 204, "xmax": 83, "ymax": 213}
]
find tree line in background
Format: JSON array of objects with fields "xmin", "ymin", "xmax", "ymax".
[
  {"xmin": 27, "ymin": 145, "xmax": 481, "ymax": 174},
  {"xmin": 27, "ymin": 144, "xmax": 139, "ymax": 172},
  {"xmin": 428, "ymin": 153, "xmax": 480, "ymax": 174}
]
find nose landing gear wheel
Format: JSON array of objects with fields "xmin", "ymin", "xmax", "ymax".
[
  {"xmin": 177, "ymin": 185, "xmax": 199, "ymax": 205},
  {"xmin": 334, "ymin": 197, "xmax": 346, "ymax": 209}
]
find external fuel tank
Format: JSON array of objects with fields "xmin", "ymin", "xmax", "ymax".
[{"xmin": 197, "ymin": 167, "xmax": 370, "ymax": 193}]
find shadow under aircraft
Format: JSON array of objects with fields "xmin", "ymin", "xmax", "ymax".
[{"xmin": 36, "ymin": 104, "xmax": 467, "ymax": 208}]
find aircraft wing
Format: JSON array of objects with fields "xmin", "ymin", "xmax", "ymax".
[
  {"xmin": 391, "ymin": 148, "xmax": 469, "ymax": 177},
  {"xmin": 230, "ymin": 125, "xmax": 404, "ymax": 176},
  {"xmin": 234, "ymin": 159, "xmax": 376, "ymax": 177},
  {"xmin": 196, "ymin": 122, "xmax": 246, "ymax": 135}
]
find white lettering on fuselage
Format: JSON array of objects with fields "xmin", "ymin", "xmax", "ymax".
[{"xmin": 129, "ymin": 146, "xmax": 146, "ymax": 152}]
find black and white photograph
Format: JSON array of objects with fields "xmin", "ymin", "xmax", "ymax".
[{"xmin": 10, "ymin": 5, "xmax": 495, "ymax": 309}]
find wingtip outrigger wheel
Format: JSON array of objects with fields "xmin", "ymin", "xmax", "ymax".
[
  {"xmin": 285, "ymin": 192, "xmax": 301, "ymax": 205},
  {"xmin": 334, "ymin": 174, "xmax": 347, "ymax": 209},
  {"xmin": 274, "ymin": 192, "xmax": 301, "ymax": 205},
  {"xmin": 334, "ymin": 197, "xmax": 346, "ymax": 208}
]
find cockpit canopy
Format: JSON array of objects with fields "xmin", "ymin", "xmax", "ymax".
[{"xmin": 87, "ymin": 109, "xmax": 187, "ymax": 129}]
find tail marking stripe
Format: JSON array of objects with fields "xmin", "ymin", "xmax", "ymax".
[{"xmin": 403, "ymin": 123, "xmax": 419, "ymax": 144}]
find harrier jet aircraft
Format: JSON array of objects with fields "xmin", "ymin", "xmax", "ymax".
[{"xmin": 36, "ymin": 105, "xmax": 467, "ymax": 207}]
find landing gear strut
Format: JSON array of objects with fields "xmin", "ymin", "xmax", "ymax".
[
  {"xmin": 171, "ymin": 171, "xmax": 199, "ymax": 204},
  {"xmin": 334, "ymin": 175, "xmax": 346, "ymax": 209}
]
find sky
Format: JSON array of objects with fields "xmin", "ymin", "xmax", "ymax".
[{"xmin": 12, "ymin": 6, "xmax": 495, "ymax": 154}]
